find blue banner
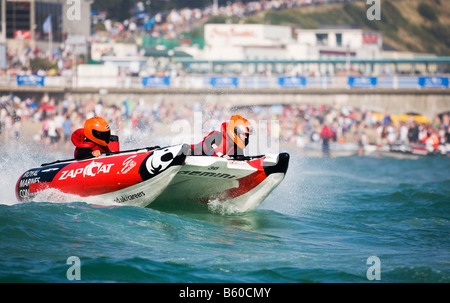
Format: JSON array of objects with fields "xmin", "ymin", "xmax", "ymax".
[
  {"xmin": 418, "ymin": 77, "xmax": 449, "ymax": 88},
  {"xmin": 141, "ymin": 76, "xmax": 170, "ymax": 87},
  {"xmin": 210, "ymin": 76, "xmax": 239, "ymax": 88},
  {"xmin": 348, "ymin": 76, "xmax": 377, "ymax": 88},
  {"xmin": 277, "ymin": 76, "xmax": 306, "ymax": 88},
  {"xmin": 17, "ymin": 75, "xmax": 45, "ymax": 86}
]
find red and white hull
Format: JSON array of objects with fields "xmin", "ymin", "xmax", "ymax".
[
  {"xmin": 16, "ymin": 144, "xmax": 189, "ymax": 207},
  {"xmin": 152, "ymin": 153, "xmax": 290, "ymax": 212},
  {"xmin": 16, "ymin": 144, "xmax": 289, "ymax": 212}
]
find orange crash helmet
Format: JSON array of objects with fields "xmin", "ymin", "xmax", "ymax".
[
  {"xmin": 226, "ymin": 115, "xmax": 254, "ymax": 149},
  {"xmin": 84, "ymin": 116, "xmax": 111, "ymax": 147}
]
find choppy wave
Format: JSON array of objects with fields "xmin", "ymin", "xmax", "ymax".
[{"xmin": 0, "ymin": 145, "xmax": 449, "ymax": 282}]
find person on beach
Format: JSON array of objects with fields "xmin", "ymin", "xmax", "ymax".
[{"xmin": 320, "ymin": 124, "xmax": 334, "ymax": 156}]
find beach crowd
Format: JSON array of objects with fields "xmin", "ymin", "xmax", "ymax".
[{"xmin": 1, "ymin": 93, "xmax": 449, "ymax": 156}]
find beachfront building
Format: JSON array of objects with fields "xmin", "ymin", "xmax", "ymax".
[
  {"xmin": 196, "ymin": 24, "xmax": 385, "ymax": 76},
  {"xmin": 185, "ymin": 24, "xmax": 443, "ymax": 77},
  {"xmin": 295, "ymin": 27, "xmax": 382, "ymax": 59},
  {"xmin": 294, "ymin": 27, "xmax": 383, "ymax": 75},
  {"xmin": 203, "ymin": 24, "xmax": 294, "ymax": 61}
]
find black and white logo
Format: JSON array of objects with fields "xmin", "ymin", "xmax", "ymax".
[{"xmin": 139, "ymin": 145, "xmax": 185, "ymax": 181}]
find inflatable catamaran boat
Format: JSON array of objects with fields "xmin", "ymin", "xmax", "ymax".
[{"xmin": 15, "ymin": 144, "xmax": 289, "ymax": 212}]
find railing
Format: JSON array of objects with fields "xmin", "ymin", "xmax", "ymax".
[{"xmin": 1, "ymin": 75, "xmax": 449, "ymax": 90}]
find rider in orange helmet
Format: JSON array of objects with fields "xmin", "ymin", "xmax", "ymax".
[
  {"xmin": 191, "ymin": 114, "xmax": 253, "ymax": 158},
  {"xmin": 71, "ymin": 116, "xmax": 118, "ymax": 160}
]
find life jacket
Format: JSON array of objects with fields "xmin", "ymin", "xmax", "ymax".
[
  {"xmin": 212, "ymin": 122, "xmax": 235, "ymax": 156},
  {"xmin": 191, "ymin": 122, "xmax": 237, "ymax": 157},
  {"xmin": 71, "ymin": 128, "xmax": 119, "ymax": 158}
]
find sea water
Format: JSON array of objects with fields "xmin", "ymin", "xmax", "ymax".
[{"xmin": 0, "ymin": 142, "xmax": 449, "ymax": 283}]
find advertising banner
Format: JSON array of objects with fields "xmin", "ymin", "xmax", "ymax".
[
  {"xmin": 277, "ymin": 76, "xmax": 307, "ymax": 88},
  {"xmin": 210, "ymin": 76, "xmax": 239, "ymax": 88},
  {"xmin": 17, "ymin": 75, "xmax": 45, "ymax": 86},
  {"xmin": 141, "ymin": 76, "xmax": 171, "ymax": 87},
  {"xmin": 348, "ymin": 76, "xmax": 377, "ymax": 88},
  {"xmin": 418, "ymin": 77, "xmax": 449, "ymax": 88}
]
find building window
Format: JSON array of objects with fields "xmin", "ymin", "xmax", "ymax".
[
  {"xmin": 316, "ymin": 33, "xmax": 328, "ymax": 46},
  {"xmin": 6, "ymin": 1, "xmax": 31, "ymax": 39},
  {"xmin": 336, "ymin": 33, "xmax": 342, "ymax": 46},
  {"xmin": 35, "ymin": 2, "xmax": 63, "ymax": 42}
]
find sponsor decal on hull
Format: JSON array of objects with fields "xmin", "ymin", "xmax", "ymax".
[
  {"xmin": 178, "ymin": 170, "xmax": 237, "ymax": 179},
  {"xmin": 121, "ymin": 155, "xmax": 137, "ymax": 174},
  {"xmin": 17, "ymin": 177, "xmax": 41, "ymax": 199},
  {"xmin": 58, "ymin": 161, "xmax": 114, "ymax": 180},
  {"xmin": 16, "ymin": 163, "xmax": 68, "ymax": 201},
  {"xmin": 139, "ymin": 145, "xmax": 186, "ymax": 181},
  {"xmin": 113, "ymin": 191, "xmax": 146, "ymax": 203}
]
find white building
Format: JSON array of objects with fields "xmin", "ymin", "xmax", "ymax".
[
  {"xmin": 202, "ymin": 24, "xmax": 382, "ymax": 61},
  {"xmin": 203, "ymin": 24, "xmax": 294, "ymax": 60},
  {"xmin": 199, "ymin": 24, "xmax": 384, "ymax": 75},
  {"xmin": 295, "ymin": 27, "xmax": 382, "ymax": 60}
]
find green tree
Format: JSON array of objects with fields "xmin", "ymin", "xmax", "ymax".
[
  {"xmin": 417, "ymin": 2, "xmax": 438, "ymax": 22},
  {"xmin": 92, "ymin": 0, "xmax": 135, "ymax": 21}
]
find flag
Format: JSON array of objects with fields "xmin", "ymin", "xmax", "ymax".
[{"xmin": 43, "ymin": 15, "xmax": 52, "ymax": 34}]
